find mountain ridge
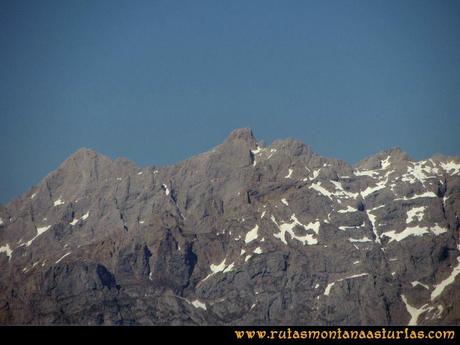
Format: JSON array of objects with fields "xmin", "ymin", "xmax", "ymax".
[
  {"xmin": 6, "ymin": 130, "xmax": 456, "ymax": 208},
  {"xmin": 0, "ymin": 128, "xmax": 459, "ymax": 325}
]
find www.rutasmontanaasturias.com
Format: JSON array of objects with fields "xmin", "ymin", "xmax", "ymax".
[{"xmin": 234, "ymin": 327, "xmax": 456, "ymax": 340}]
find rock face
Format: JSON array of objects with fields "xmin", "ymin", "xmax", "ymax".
[{"xmin": 0, "ymin": 128, "xmax": 459, "ymax": 325}]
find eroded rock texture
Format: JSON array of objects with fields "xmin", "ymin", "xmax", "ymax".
[{"xmin": 0, "ymin": 128, "xmax": 459, "ymax": 325}]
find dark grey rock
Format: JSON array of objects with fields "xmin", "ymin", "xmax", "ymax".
[{"xmin": 0, "ymin": 129, "xmax": 459, "ymax": 325}]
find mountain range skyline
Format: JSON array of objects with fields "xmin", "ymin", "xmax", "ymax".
[
  {"xmin": 1, "ymin": 128, "xmax": 459, "ymax": 325},
  {"xmin": 1, "ymin": 128, "xmax": 459, "ymax": 205},
  {"xmin": 2, "ymin": 0, "xmax": 460, "ymax": 204}
]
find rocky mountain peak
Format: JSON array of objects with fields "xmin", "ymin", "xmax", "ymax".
[
  {"xmin": 271, "ymin": 138, "xmax": 313, "ymax": 157},
  {"xmin": 355, "ymin": 147, "xmax": 411, "ymax": 171},
  {"xmin": 64, "ymin": 147, "xmax": 100, "ymax": 163},
  {"xmin": 56, "ymin": 147, "xmax": 106, "ymax": 174},
  {"xmin": 0, "ymin": 130, "xmax": 459, "ymax": 326},
  {"xmin": 379, "ymin": 147, "xmax": 411, "ymax": 162},
  {"xmin": 225, "ymin": 127, "xmax": 257, "ymax": 146}
]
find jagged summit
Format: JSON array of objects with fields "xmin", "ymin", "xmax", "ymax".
[
  {"xmin": 355, "ymin": 147, "xmax": 411, "ymax": 171},
  {"xmin": 226, "ymin": 127, "xmax": 256, "ymax": 143},
  {"xmin": 0, "ymin": 130, "xmax": 459, "ymax": 326},
  {"xmin": 378, "ymin": 147, "xmax": 411, "ymax": 161},
  {"xmin": 72, "ymin": 147, "xmax": 99, "ymax": 157},
  {"xmin": 57, "ymin": 147, "xmax": 108, "ymax": 173},
  {"xmin": 63, "ymin": 147, "xmax": 102, "ymax": 162},
  {"xmin": 52, "ymin": 131, "xmax": 443, "ymax": 179}
]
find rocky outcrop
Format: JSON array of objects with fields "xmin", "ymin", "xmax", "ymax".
[{"xmin": 0, "ymin": 128, "xmax": 459, "ymax": 325}]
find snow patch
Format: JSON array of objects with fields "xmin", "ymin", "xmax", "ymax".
[
  {"xmin": 431, "ymin": 224, "xmax": 448, "ymax": 235},
  {"xmin": 53, "ymin": 198, "xmax": 65, "ymax": 206},
  {"xmin": 281, "ymin": 198, "xmax": 289, "ymax": 206},
  {"xmin": 251, "ymin": 147, "xmax": 263, "ymax": 155},
  {"xmin": 406, "ymin": 206, "xmax": 426, "ymax": 224},
  {"xmin": 309, "ymin": 182, "xmax": 333, "ymax": 200},
  {"xmin": 360, "ymin": 178, "xmax": 388, "ymax": 198},
  {"xmin": 162, "ymin": 184, "xmax": 170, "ymax": 195},
  {"xmin": 337, "ymin": 205, "xmax": 358, "ymax": 213},
  {"xmin": 338, "ymin": 222, "xmax": 364, "ymax": 231},
  {"xmin": 369, "ymin": 205, "xmax": 385, "ymax": 212},
  {"xmin": 329, "ymin": 181, "xmax": 359, "ymax": 199},
  {"xmin": 271, "ymin": 215, "xmax": 319, "ymax": 245},
  {"xmin": 440, "ymin": 161, "xmax": 460, "ymax": 175},
  {"xmin": 266, "ymin": 148, "xmax": 277, "ymax": 159},
  {"xmin": 0, "ymin": 244, "xmax": 12, "ymax": 259},
  {"xmin": 251, "ymin": 146, "xmax": 264, "ymax": 166},
  {"xmin": 366, "ymin": 210, "xmax": 381, "ymax": 244},
  {"xmin": 70, "ymin": 212, "xmax": 90, "ymax": 226},
  {"xmin": 224, "ymin": 262, "xmax": 234, "ymax": 272},
  {"xmin": 311, "ymin": 169, "xmax": 320, "ymax": 179},
  {"xmin": 26, "ymin": 225, "xmax": 52, "ymax": 246},
  {"xmin": 245, "ymin": 225, "xmax": 259, "ymax": 244},
  {"xmin": 310, "ymin": 181, "xmax": 359, "ymax": 200},
  {"xmin": 402, "ymin": 161, "xmax": 437, "ymax": 185},
  {"xmin": 345, "ymin": 273, "xmax": 369, "ymax": 279},
  {"xmin": 395, "ymin": 192, "xmax": 437, "ymax": 201},
  {"xmin": 382, "ymin": 224, "xmax": 448, "ymax": 243},
  {"xmin": 324, "ymin": 273, "xmax": 368, "ymax": 296},
  {"xmin": 210, "ymin": 258, "xmax": 232, "ymax": 274},
  {"xmin": 431, "ymin": 255, "xmax": 460, "ymax": 301},
  {"xmin": 401, "ymin": 295, "xmax": 436, "ymax": 326},
  {"xmin": 304, "ymin": 169, "xmax": 321, "ymax": 181},
  {"xmin": 55, "ymin": 252, "xmax": 71, "ymax": 264},
  {"xmin": 324, "ymin": 282, "xmax": 335, "ymax": 296},
  {"xmin": 411, "ymin": 281, "xmax": 429, "ymax": 290},
  {"xmin": 382, "ymin": 226, "xmax": 429, "ymax": 243},
  {"xmin": 349, "ymin": 236, "xmax": 372, "ymax": 243},
  {"xmin": 381, "ymin": 156, "xmax": 391, "ymax": 169},
  {"xmin": 285, "ymin": 168, "xmax": 293, "ymax": 178},
  {"xmin": 354, "ymin": 170, "xmax": 379, "ymax": 177},
  {"xmin": 199, "ymin": 257, "xmax": 236, "ymax": 284},
  {"xmin": 190, "ymin": 300, "xmax": 207, "ymax": 310}
]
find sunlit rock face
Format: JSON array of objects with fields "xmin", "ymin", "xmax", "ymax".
[{"xmin": 0, "ymin": 129, "xmax": 459, "ymax": 325}]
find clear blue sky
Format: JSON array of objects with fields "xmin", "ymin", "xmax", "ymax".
[{"xmin": 1, "ymin": 0, "xmax": 459, "ymax": 203}]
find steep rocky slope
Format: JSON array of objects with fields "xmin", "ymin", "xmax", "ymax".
[{"xmin": 0, "ymin": 128, "xmax": 459, "ymax": 325}]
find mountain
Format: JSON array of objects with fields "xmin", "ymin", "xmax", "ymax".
[{"xmin": 0, "ymin": 128, "xmax": 459, "ymax": 325}]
